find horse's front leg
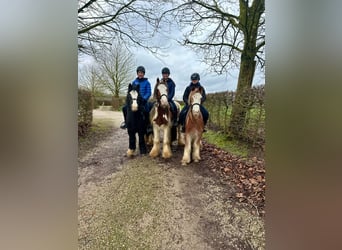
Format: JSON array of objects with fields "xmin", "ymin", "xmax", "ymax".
[
  {"xmin": 192, "ymin": 133, "xmax": 202, "ymax": 162},
  {"xmin": 181, "ymin": 133, "xmax": 192, "ymax": 165},
  {"xmin": 127, "ymin": 130, "xmax": 136, "ymax": 157},
  {"xmin": 149, "ymin": 124, "xmax": 160, "ymax": 158},
  {"xmin": 162, "ymin": 125, "xmax": 172, "ymax": 159},
  {"xmin": 177, "ymin": 124, "xmax": 185, "ymax": 146},
  {"xmin": 138, "ymin": 131, "xmax": 147, "ymax": 155}
]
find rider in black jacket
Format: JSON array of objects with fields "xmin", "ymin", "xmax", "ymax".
[{"xmin": 179, "ymin": 73, "xmax": 209, "ymax": 132}]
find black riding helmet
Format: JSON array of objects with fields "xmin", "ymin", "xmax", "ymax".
[
  {"xmin": 190, "ymin": 73, "xmax": 200, "ymax": 80},
  {"xmin": 136, "ymin": 66, "xmax": 145, "ymax": 74},
  {"xmin": 161, "ymin": 67, "xmax": 170, "ymax": 74}
]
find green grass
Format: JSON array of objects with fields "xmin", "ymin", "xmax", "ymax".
[{"xmin": 203, "ymin": 130, "xmax": 249, "ymax": 158}]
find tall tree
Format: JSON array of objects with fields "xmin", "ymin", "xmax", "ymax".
[
  {"xmin": 78, "ymin": 0, "xmax": 163, "ymax": 55},
  {"xmin": 79, "ymin": 64, "xmax": 106, "ymax": 108},
  {"xmin": 94, "ymin": 43, "xmax": 135, "ymax": 97},
  {"xmin": 163, "ymin": 0, "xmax": 265, "ymax": 137}
]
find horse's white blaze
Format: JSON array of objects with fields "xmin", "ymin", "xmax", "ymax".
[
  {"xmin": 130, "ymin": 90, "xmax": 138, "ymax": 111},
  {"xmin": 158, "ymin": 84, "xmax": 168, "ymax": 107},
  {"xmin": 192, "ymin": 93, "xmax": 202, "ymax": 113}
]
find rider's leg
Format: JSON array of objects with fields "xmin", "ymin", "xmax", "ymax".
[
  {"xmin": 179, "ymin": 106, "xmax": 187, "ymax": 133},
  {"xmin": 200, "ymin": 106, "xmax": 209, "ymax": 132},
  {"xmin": 170, "ymin": 101, "xmax": 178, "ymax": 126}
]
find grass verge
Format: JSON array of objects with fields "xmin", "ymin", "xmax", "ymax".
[
  {"xmin": 203, "ymin": 130, "xmax": 249, "ymax": 158},
  {"xmin": 78, "ymin": 118, "xmax": 115, "ymax": 158}
]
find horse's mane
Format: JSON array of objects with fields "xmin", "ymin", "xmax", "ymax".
[{"xmin": 128, "ymin": 83, "xmax": 140, "ymax": 93}]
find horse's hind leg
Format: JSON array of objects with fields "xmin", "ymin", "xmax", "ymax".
[
  {"xmin": 138, "ymin": 132, "xmax": 147, "ymax": 155},
  {"xmin": 177, "ymin": 124, "xmax": 185, "ymax": 146},
  {"xmin": 171, "ymin": 126, "xmax": 177, "ymax": 142}
]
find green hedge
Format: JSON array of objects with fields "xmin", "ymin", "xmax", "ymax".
[
  {"xmin": 78, "ymin": 88, "xmax": 93, "ymax": 137},
  {"xmin": 206, "ymin": 85, "xmax": 265, "ymax": 151}
]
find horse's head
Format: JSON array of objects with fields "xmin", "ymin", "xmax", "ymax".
[
  {"xmin": 189, "ymin": 87, "xmax": 203, "ymax": 115},
  {"xmin": 127, "ymin": 83, "xmax": 140, "ymax": 112},
  {"xmin": 154, "ymin": 78, "xmax": 169, "ymax": 108}
]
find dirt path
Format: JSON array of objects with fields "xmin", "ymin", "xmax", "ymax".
[{"xmin": 78, "ymin": 110, "xmax": 265, "ymax": 249}]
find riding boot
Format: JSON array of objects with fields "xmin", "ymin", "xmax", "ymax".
[
  {"xmin": 203, "ymin": 122, "xmax": 207, "ymax": 132},
  {"xmin": 181, "ymin": 124, "xmax": 185, "ymax": 133},
  {"xmin": 120, "ymin": 121, "xmax": 127, "ymax": 129},
  {"xmin": 172, "ymin": 111, "xmax": 178, "ymax": 127}
]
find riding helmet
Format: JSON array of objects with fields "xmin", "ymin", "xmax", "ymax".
[
  {"xmin": 190, "ymin": 73, "xmax": 200, "ymax": 80},
  {"xmin": 161, "ymin": 67, "xmax": 170, "ymax": 74},
  {"xmin": 136, "ymin": 66, "xmax": 145, "ymax": 74}
]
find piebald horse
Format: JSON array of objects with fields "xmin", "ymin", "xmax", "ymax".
[
  {"xmin": 126, "ymin": 83, "xmax": 147, "ymax": 156},
  {"xmin": 181, "ymin": 86, "xmax": 204, "ymax": 165},
  {"xmin": 149, "ymin": 78, "xmax": 182, "ymax": 158}
]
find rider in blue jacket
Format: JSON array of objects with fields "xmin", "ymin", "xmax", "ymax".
[
  {"xmin": 120, "ymin": 66, "xmax": 152, "ymax": 129},
  {"xmin": 179, "ymin": 73, "xmax": 209, "ymax": 132},
  {"xmin": 161, "ymin": 67, "xmax": 178, "ymax": 126}
]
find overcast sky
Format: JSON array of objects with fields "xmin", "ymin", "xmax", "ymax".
[{"xmin": 79, "ymin": 41, "xmax": 265, "ymax": 100}]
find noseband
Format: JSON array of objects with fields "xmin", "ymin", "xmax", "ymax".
[
  {"xmin": 190, "ymin": 103, "xmax": 201, "ymax": 108},
  {"xmin": 159, "ymin": 93, "xmax": 168, "ymax": 100}
]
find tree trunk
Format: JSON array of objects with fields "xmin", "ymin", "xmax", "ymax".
[{"xmin": 229, "ymin": 53, "xmax": 256, "ymax": 137}]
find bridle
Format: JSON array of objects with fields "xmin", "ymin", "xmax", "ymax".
[
  {"xmin": 159, "ymin": 93, "xmax": 168, "ymax": 100},
  {"xmin": 156, "ymin": 82, "xmax": 169, "ymax": 108}
]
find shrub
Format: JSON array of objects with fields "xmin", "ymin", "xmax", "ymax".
[{"xmin": 78, "ymin": 88, "xmax": 93, "ymax": 137}]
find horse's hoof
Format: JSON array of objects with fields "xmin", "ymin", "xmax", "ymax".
[
  {"xmin": 127, "ymin": 149, "xmax": 135, "ymax": 157},
  {"xmin": 181, "ymin": 158, "xmax": 190, "ymax": 165},
  {"xmin": 149, "ymin": 147, "xmax": 160, "ymax": 158},
  {"xmin": 162, "ymin": 152, "xmax": 172, "ymax": 159},
  {"xmin": 149, "ymin": 152, "xmax": 158, "ymax": 158}
]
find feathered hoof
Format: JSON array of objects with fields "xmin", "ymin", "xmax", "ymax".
[
  {"xmin": 145, "ymin": 134, "xmax": 153, "ymax": 145},
  {"xmin": 149, "ymin": 149, "xmax": 159, "ymax": 158},
  {"xmin": 126, "ymin": 149, "xmax": 136, "ymax": 157},
  {"xmin": 162, "ymin": 153, "xmax": 172, "ymax": 159},
  {"xmin": 181, "ymin": 158, "xmax": 190, "ymax": 166}
]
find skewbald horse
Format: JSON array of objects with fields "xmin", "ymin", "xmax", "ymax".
[
  {"xmin": 125, "ymin": 83, "xmax": 147, "ymax": 156},
  {"xmin": 181, "ymin": 86, "xmax": 204, "ymax": 165},
  {"xmin": 149, "ymin": 78, "xmax": 182, "ymax": 158}
]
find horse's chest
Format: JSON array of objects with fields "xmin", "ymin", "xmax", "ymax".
[{"xmin": 154, "ymin": 107, "xmax": 170, "ymax": 126}]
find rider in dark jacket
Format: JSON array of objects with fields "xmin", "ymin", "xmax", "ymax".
[
  {"xmin": 161, "ymin": 67, "xmax": 178, "ymax": 126},
  {"xmin": 179, "ymin": 73, "xmax": 209, "ymax": 132},
  {"xmin": 120, "ymin": 66, "xmax": 152, "ymax": 129}
]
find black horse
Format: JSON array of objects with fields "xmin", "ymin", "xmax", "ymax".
[{"xmin": 125, "ymin": 83, "xmax": 147, "ymax": 156}]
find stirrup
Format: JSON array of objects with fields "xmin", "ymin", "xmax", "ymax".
[
  {"xmin": 181, "ymin": 126, "xmax": 185, "ymax": 133},
  {"xmin": 120, "ymin": 122, "xmax": 127, "ymax": 129}
]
